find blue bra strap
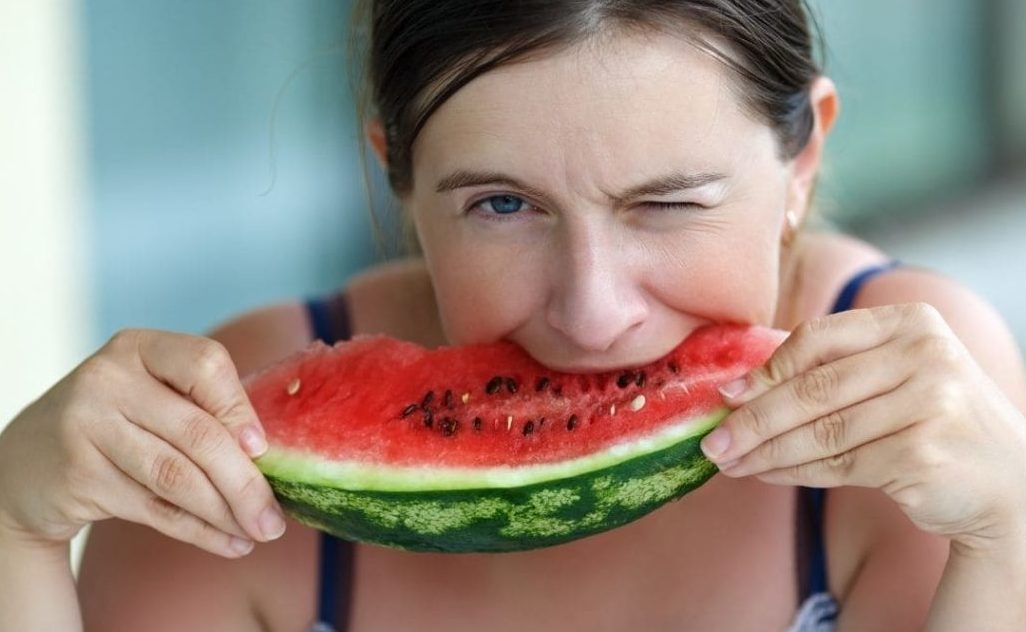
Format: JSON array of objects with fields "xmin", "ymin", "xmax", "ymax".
[
  {"xmin": 306, "ymin": 297, "xmax": 336, "ymax": 345},
  {"xmin": 828, "ymin": 260, "xmax": 901, "ymax": 314},
  {"xmin": 804, "ymin": 487, "xmax": 829, "ymax": 596},
  {"xmin": 316, "ymin": 532, "xmax": 341, "ymax": 625}
]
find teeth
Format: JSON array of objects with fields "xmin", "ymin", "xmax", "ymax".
[{"xmin": 630, "ymin": 395, "xmax": 646, "ymax": 412}]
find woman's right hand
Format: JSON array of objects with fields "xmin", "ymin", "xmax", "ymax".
[{"xmin": 0, "ymin": 329, "xmax": 285, "ymax": 558}]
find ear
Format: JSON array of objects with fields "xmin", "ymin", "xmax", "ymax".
[
  {"xmin": 785, "ymin": 76, "xmax": 840, "ymax": 222},
  {"xmin": 364, "ymin": 117, "xmax": 389, "ymax": 171}
]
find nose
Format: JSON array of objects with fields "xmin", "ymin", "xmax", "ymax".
[{"xmin": 545, "ymin": 228, "xmax": 648, "ymax": 353}]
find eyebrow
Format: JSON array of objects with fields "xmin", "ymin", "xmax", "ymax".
[{"xmin": 435, "ymin": 169, "xmax": 727, "ymax": 203}]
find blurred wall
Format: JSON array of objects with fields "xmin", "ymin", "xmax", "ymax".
[
  {"xmin": 82, "ymin": 0, "xmax": 382, "ymax": 346},
  {"xmin": 0, "ymin": 0, "xmax": 93, "ymax": 572},
  {"xmin": 0, "ymin": 1, "xmax": 91, "ymax": 425}
]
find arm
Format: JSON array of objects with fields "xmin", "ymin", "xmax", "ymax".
[
  {"xmin": 0, "ymin": 520, "xmax": 81, "ymax": 631},
  {"xmin": 838, "ymin": 268, "xmax": 1026, "ymax": 630},
  {"xmin": 697, "ymin": 265, "xmax": 1026, "ymax": 630}
]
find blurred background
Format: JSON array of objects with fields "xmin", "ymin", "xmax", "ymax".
[{"xmin": 1, "ymin": 0, "xmax": 1024, "ymax": 559}]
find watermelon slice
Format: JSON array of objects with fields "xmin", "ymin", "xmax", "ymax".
[{"xmin": 244, "ymin": 324, "xmax": 785, "ymax": 552}]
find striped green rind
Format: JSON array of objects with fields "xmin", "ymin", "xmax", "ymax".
[{"xmin": 261, "ymin": 410, "xmax": 725, "ymax": 552}]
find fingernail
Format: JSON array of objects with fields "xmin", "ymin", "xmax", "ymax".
[
  {"xmin": 718, "ymin": 377, "xmax": 748, "ymax": 400},
  {"xmin": 230, "ymin": 536, "xmax": 255, "ymax": 556},
  {"xmin": 701, "ymin": 427, "xmax": 732, "ymax": 460},
  {"xmin": 240, "ymin": 426, "xmax": 268, "ymax": 458},
  {"xmin": 259, "ymin": 506, "xmax": 286, "ymax": 541}
]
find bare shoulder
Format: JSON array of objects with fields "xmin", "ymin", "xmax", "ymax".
[{"xmin": 345, "ymin": 256, "xmax": 446, "ymax": 346}]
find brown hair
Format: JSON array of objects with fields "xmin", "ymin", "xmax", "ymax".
[{"xmin": 349, "ymin": 0, "xmax": 823, "ymax": 200}]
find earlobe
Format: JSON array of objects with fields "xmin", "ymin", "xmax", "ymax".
[{"xmin": 364, "ymin": 118, "xmax": 389, "ymax": 171}]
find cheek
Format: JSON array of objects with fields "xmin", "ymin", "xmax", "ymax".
[
  {"xmin": 644, "ymin": 220, "xmax": 782, "ymax": 327},
  {"xmin": 416, "ymin": 216, "xmax": 548, "ymax": 345}
]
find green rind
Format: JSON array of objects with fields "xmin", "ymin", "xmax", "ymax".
[{"xmin": 265, "ymin": 422, "xmax": 722, "ymax": 553}]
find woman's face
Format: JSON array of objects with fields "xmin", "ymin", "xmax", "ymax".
[{"xmin": 403, "ymin": 30, "xmax": 810, "ymax": 371}]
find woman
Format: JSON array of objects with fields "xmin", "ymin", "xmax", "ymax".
[{"xmin": 2, "ymin": 1, "xmax": 1025, "ymax": 630}]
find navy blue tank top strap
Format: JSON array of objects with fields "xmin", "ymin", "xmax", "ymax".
[
  {"xmin": 796, "ymin": 259, "xmax": 901, "ymax": 603},
  {"xmin": 305, "ymin": 292, "xmax": 355, "ymax": 632}
]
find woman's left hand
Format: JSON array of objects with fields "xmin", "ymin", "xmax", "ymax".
[{"xmin": 700, "ymin": 303, "xmax": 1026, "ymax": 550}]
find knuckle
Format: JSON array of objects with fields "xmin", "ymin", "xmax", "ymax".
[
  {"xmin": 908, "ymin": 433, "xmax": 950, "ymax": 473},
  {"xmin": 825, "ymin": 450, "xmax": 856, "ymax": 478},
  {"xmin": 73, "ymin": 355, "xmax": 120, "ymax": 391},
  {"xmin": 913, "ymin": 334, "xmax": 964, "ymax": 370},
  {"xmin": 151, "ymin": 454, "xmax": 190, "ymax": 496},
  {"xmin": 757, "ymin": 436, "xmax": 786, "ymax": 466},
  {"xmin": 735, "ymin": 404, "xmax": 774, "ymax": 439},
  {"xmin": 146, "ymin": 493, "xmax": 188, "ymax": 524},
  {"xmin": 793, "ymin": 365, "xmax": 839, "ymax": 408},
  {"xmin": 762, "ymin": 352, "xmax": 794, "ymax": 387},
  {"xmin": 193, "ymin": 340, "xmax": 233, "ymax": 380},
  {"xmin": 811, "ymin": 410, "xmax": 848, "ymax": 453},
  {"xmin": 923, "ymin": 379, "xmax": 965, "ymax": 419},
  {"xmin": 180, "ymin": 412, "xmax": 226, "ymax": 456},
  {"xmin": 106, "ymin": 328, "xmax": 143, "ymax": 354},
  {"xmin": 904, "ymin": 302, "xmax": 945, "ymax": 330},
  {"xmin": 236, "ymin": 468, "xmax": 274, "ymax": 506}
]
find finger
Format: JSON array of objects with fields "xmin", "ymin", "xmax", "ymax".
[
  {"xmin": 91, "ymin": 405, "xmax": 250, "ymax": 540},
  {"xmin": 751, "ymin": 429, "xmax": 908, "ymax": 489},
  {"xmin": 720, "ymin": 382, "xmax": 920, "ymax": 478},
  {"xmin": 720, "ymin": 304, "xmax": 926, "ymax": 407},
  {"xmin": 702, "ymin": 339, "xmax": 910, "ymax": 463},
  {"xmin": 128, "ymin": 329, "xmax": 268, "ymax": 457},
  {"xmin": 116, "ymin": 378, "xmax": 285, "ymax": 542},
  {"xmin": 93, "ymin": 452, "xmax": 255, "ymax": 559}
]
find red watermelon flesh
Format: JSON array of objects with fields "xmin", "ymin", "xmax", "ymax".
[{"xmin": 245, "ymin": 323, "xmax": 786, "ymax": 468}]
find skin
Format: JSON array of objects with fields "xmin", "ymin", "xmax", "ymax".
[{"xmin": 2, "ymin": 26, "xmax": 1025, "ymax": 632}]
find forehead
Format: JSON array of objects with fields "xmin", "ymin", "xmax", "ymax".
[{"xmin": 411, "ymin": 29, "xmax": 777, "ymax": 194}]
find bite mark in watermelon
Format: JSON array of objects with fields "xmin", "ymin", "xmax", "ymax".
[{"xmin": 244, "ymin": 324, "xmax": 786, "ymax": 552}]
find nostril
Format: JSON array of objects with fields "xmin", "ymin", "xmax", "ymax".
[{"xmin": 546, "ymin": 300, "xmax": 647, "ymax": 354}]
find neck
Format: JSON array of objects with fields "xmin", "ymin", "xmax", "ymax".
[{"xmin": 773, "ymin": 234, "xmax": 808, "ymax": 332}]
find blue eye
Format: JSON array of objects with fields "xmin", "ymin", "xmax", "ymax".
[{"xmin": 480, "ymin": 194, "xmax": 526, "ymax": 215}]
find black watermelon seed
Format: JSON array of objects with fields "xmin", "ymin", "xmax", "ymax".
[
  {"xmin": 567, "ymin": 415, "xmax": 578, "ymax": 430},
  {"xmin": 535, "ymin": 377, "xmax": 550, "ymax": 392},
  {"xmin": 441, "ymin": 417, "xmax": 458, "ymax": 436},
  {"xmin": 616, "ymin": 372, "xmax": 634, "ymax": 388},
  {"xmin": 635, "ymin": 372, "xmax": 646, "ymax": 387},
  {"xmin": 423, "ymin": 409, "xmax": 433, "ymax": 428},
  {"xmin": 486, "ymin": 377, "xmax": 503, "ymax": 394},
  {"xmin": 538, "ymin": 417, "xmax": 546, "ymax": 429},
  {"xmin": 400, "ymin": 404, "xmax": 418, "ymax": 418},
  {"xmin": 421, "ymin": 391, "xmax": 435, "ymax": 408},
  {"xmin": 668, "ymin": 361, "xmax": 680, "ymax": 374},
  {"xmin": 444, "ymin": 389, "xmax": 454, "ymax": 409},
  {"xmin": 505, "ymin": 377, "xmax": 518, "ymax": 394},
  {"xmin": 523, "ymin": 420, "xmax": 535, "ymax": 435},
  {"xmin": 473, "ymin": 416, "xmax": 482, "ymax": 431}
]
